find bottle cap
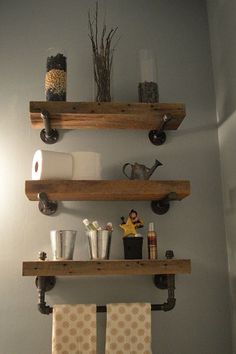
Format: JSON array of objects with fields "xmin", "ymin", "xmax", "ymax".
[
  {"xmin": 148, "ymin": 222, "xmax": 155, "ymax": 231},
  {"xmin": 83, "ymin": 218, "xmax": 90, "ymax": 226},
  {"xmin": 92, "ymin": 220, "xmax": 99, "ymax": 229},
  {"xmin": 135, "ymin": 233, "xmax": 143, "ymax": 237}
]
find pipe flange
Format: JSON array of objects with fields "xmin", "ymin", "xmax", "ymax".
[
  {"xmin": 35, "ymin": 276, "xmax": 56, "ymax": 292},
  {"xmin": 151, "ymin": 199, "xmax": 170, "ymax": 215},
  {"xmin": 38, "ymin": 192, "xmax": 58, "ymax": 216},
  {"xmin": 149, "ymin": 130, "xmax": 166, "ymax": 146},
  {"xmin": 40, "ymin": 128, "xmax": 59, "ymax": 144}
]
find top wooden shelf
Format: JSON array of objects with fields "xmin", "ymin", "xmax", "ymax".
[{"xmin": 30, "ymin": 101, "xmax": 186, "ymax": 130}]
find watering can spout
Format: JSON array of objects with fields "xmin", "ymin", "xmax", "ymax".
[{"xmin": 146, "ymin": 159, "xmax": 163, "ymax": 179}]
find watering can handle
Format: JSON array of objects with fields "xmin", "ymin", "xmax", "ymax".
[{"xmin": 122, "ymin": 163, "xmax": 132, "ymax": 179}]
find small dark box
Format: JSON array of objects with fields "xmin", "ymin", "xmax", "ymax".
[{"xmin": 123, "ymin": 236, "xmax": 143, "ymax": 259}]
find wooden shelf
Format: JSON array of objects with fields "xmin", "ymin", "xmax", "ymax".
[
  {"xmin": 22, "ymin": 259, "xmax": 191, "ymax": 277},
  {"xmin": 30, "ymin": 101, "xmax": 186, "ymax": 130},
  {"xmin": 25, "ymin": 180, "xmax": 190, "ymax": 201}
]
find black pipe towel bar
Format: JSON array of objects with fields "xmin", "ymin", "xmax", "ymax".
[
  {"xmin": 36, "ymin": 274, "xmax": 176, "ymax": 315},
  {"xmin": 35, "ymin": 250, "xmax": 176, "ymax": 315}
]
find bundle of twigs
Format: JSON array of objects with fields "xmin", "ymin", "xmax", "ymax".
[{"xmin": 88, "ymin": 1, "xmax": 118, "ymax": 102}]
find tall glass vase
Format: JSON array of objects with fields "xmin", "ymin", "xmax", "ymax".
[
  {"xmin": 138, "ymin": 49, "xmax": 159, "ymax": 103},
  {"xmin": 88, "ymin": 3, "xmax": 117, "ymax": 102},
  {"xmin": 93, "ymin": 54, "xmax": 112, "ymax": 102}
]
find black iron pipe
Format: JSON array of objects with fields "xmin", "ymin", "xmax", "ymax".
[
  {"xmin": 37, "ymin": 276, "xmax": 53, "ymax": 315},
  {"xmin": 37, "ymin": 300, "xmax": 176, "ymax": 315},
  {"xmin": 40, "ymin": 110, "xmax": 59, "ymax": 144},
  {"xmin": 41, "ymin": 110, "xmax": 52, "ymax": 138},
  {"xmin": 96, "ymin": 300, "xmax": 175, "ymax": 313},
  {"xmin": 97, "ymin": 304, "xmax": 165, "ymax": 312}
]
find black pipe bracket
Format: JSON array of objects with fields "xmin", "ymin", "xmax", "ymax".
[
  {"xmin": 40, "ymin": 109, "xmax": 59, "ymax": 144},
  {"xmin": 149, "ymin": 114, "xmax": 173, "ymax": 146},
  {"xmin": 35, "ymin": 252, "xmax": 55, "ymax": 315},
  {"xmin": 38, "ymin": 192, "xmax": 58, "ymax": 216},
  {"xmin": 153, "ymin": 250, "xmax": 176, "ymax": 311},
  {"xmin": 36, "ymin": 276, "xmax": 55, "ymax": 314},
  {"xmin": 151, "ymin": 192, "xmax": 178, "ymax": 215}
]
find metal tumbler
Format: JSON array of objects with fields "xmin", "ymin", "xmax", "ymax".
[
  {"xmin": 50, "ymin": 230, "xmax": 77, "ymax": 260},
  {"xmin": 87, "ymin": 230, "xmax": 111, "ymax": 260}
]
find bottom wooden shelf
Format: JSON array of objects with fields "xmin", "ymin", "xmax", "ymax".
[{"xmin": 22, "ymin": 259, "xmax": 191, "ymax": 277}]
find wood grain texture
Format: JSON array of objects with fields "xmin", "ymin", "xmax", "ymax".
[
  {"xmin": 30, "ymin": 101, "xmax": 186, "ymax": 130},
  {"xmin": 22, "ymin": 259, "xmax": 191, "ymax": 276},
  {"xmin": 25, "ymin": 180, "xmax": 191, "ymax": 201}
]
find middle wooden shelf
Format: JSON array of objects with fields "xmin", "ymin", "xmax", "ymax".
[{"xmin": 25, "ymin": 180, "xmax": 190, "ymax": 201}]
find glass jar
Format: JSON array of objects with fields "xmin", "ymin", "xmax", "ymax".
[
  {"xmin": 45, "ymin": 48, "xmax": 67, "ymax": 101},
  {"xmin": 138, "ymin": 49, "xmax": 159, "ymax": 103}
]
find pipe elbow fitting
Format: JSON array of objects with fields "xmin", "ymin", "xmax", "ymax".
[
  {"xmin": 38, "ymin": 303, "xmax": 53, "ymax": 315},
  {"xmin": 163, "ymin": 298, "xmax": 176, "ymax": 312}
]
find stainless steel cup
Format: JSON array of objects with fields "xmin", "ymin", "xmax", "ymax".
[
  {"xmin": 87, "ymin": 230, "xmax": 98, "ymax": 259},
  {"xmin": 87, "ymin": 230, "xmax": 111, "ymax": 260},
  {"xmin": 50, "ymin": 230, "xmax": 77, "ymax": 260},
  {"xmin": 98, "ymin": 230, "xmax": 112, "ymax": 259}
]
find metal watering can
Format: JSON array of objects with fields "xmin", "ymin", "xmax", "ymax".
[{"xmin": 122, "ymin": 159, "xmax": 162, "ymax": 180}]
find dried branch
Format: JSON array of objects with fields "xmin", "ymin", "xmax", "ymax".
[
  {"xmin": 95, "ymin": 1, "xmax": 98, "ymax": 52},
  {"xmin": 88, "ymin": 1, "xmax": 119, "ymax": 101}
]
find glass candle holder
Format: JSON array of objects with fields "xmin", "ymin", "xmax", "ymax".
[
  {"xmin": 138, "ymin": 49, "xmax": 159, "ymax": 103},
  {"xmin": 45, "ymin": 48, "xmax": 67, "ymax": 101}
]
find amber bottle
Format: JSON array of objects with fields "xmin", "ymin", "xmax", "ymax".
[{"xmin": 147, "ymin": 222, "xmax": 157, "ymax": 259}]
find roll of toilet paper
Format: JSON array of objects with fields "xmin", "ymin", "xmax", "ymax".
[
  {"xmin": 71, "ymin": 152, "xmax": 102, "ymax": 180},
  {"xmin": 32, "ymin": 150, "xmax": 73, "ymax": 180}
]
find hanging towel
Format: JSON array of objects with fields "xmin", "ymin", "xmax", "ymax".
[
  {"xmin": 105, "ymin": 303, "xmax": 152, "ymax": 354},
  {"xmin": 52, "ymin": 304, "xmax": 96, "ymax": 354}
]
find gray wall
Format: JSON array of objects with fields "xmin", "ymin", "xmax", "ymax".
[
  {"xmin": 207, "ymin": 0, "xmax": 236, "ymax": 352},
  {"xmin": 0, "ymin": 0, "xmax": 232, "ymax": 353}
]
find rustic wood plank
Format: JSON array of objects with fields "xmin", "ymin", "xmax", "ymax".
[
  {"xmin": 25, "ymin": 180, "xmax": 190, "ymax": 201},
  {"xmin": 22, "ymin": 259, "xmax": 191, "ymax": 276},
  {"xmin": 30, "ymin": 101, "xmax": 186, "ymax": 130}
]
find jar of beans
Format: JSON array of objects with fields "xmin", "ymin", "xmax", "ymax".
[{"xmin": 45, "ymin": 49, "xmax": 67, "ymax": 101}]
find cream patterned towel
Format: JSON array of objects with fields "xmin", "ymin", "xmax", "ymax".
[
  {"xmin": 105, "ymin": 303, "xmax": 152, "ymax": 354},
  {"xmin": 52, "ymin": 304, "xmax": 96, "ymax": 354}
]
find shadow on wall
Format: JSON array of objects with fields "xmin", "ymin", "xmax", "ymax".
[
  {"xmin": 218, "ymin": 109, "xmax": 236, "ymax": 214},
  {"xmin": 224, "ymin": 186, "xmax": 236, "ymax": 216}
]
